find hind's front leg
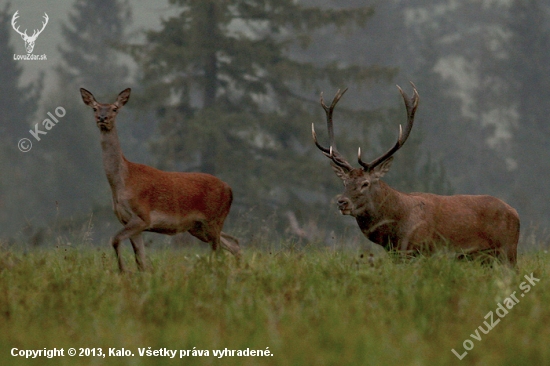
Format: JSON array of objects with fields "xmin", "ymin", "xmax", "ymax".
[
  {"xmin": 130, "ymin": 234, "xmax": 149, "ymax": 271},
  {"xmin": 111, "ymin": 218, "xmax": 149, "ymax": 272}
]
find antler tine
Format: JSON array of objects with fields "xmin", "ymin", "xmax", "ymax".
[
  {"xmin": 32, "ymin": 13, "xmax": 48, "ymax": 38},
  {"xmin": 311, "ymin": 123, "xmax": 330, "ymax": 156},
  {"xmin": 358, "ymin": 124, "xmax": 403, "ymax": 169},
  {"xmin": 358, "ymin": 83, "xmax": 419, "ymax": 171},
  {"xmin": 11, "ymin": 10, "xmax": 27, "ymax": 36},
  {"xmin": 39, "ymin": 13, "xmax": 48, "ymax": 33},
  {"xmin": 330, "ymin": 147, "xmax": 354, "ymax": 171},
  {"xmin": 320, "ymin": 88, "xmax": 348, "ymax": 150},
  {"xmin": 11, "ymin": 10, "xmax": 19, "ymax": 24},
  {"xmin": 313, "ymin": 88, "xmax": 353, "ymax": 171},
  {"xmin": 395, "ymin": 82, "xmax": 419, "ymax": 144}
]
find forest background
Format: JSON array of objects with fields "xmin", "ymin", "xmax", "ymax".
[{"xmin": 1, "ymin": 0, "xmax": 548, "ymax": 250}]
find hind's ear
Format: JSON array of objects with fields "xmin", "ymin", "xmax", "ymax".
[
  {"xmin": 115, "ymin": 88, "xmax": 131, "ymax": 108},
  {"xmin": 80, "ymin": 88, "xmax": 96, "ymax": 107}
]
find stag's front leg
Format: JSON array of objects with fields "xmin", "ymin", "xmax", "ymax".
[
  {"xmin": 399, "ymin": 239, "xmax": 409, "ymax": 252},
  {"xmin": 399, "ymin": 222, "xmax": 427, "ymax": 254}
]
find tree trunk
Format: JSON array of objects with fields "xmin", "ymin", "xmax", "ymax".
[{"xmin": 202, "ymin": 2, "xmax": 218, "ymax": 175}]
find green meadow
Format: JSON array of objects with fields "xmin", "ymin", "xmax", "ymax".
[{"xmin": 0, "ymin": 243, "xmax": 548, "ymax": 365}]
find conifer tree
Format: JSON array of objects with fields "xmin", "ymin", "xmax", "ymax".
[
  {"xmin": 38, "ymin": 0, "xmax": 133, "ymax": 223},
  {"xmin": 503, "ymin": 0, "xmax": 550, "ymax": 224},
  {"xmin": 0, "ymin": 3, "xmax": 43, "ymax": 233},
  {"xmin": 128, "ymin": 1, "xmax": 397, "ymax": 232},
  {"xmin": 57, "ymin": 0, "xmax": 131, "ymax": 96}
]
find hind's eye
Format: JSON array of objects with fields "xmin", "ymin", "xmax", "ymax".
[
  {"xmin": 93, "ymin": 108, "xmax": 97, "ymax": 112},
  {"xmin": 113, "ymin": 108, "xmax": 118, "ymax": 113}
]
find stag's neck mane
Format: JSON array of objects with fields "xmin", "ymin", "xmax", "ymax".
[
  {"xmin": 100, "ymin": 126, "xmax": 129, "ymax": 191},
  {"xmin": 355, "ymin": 180, "xmax": 416, "ymax": 248},
  {"xmin": 372, "ymin": 180, "xmax": 413, "ymax": 218}
]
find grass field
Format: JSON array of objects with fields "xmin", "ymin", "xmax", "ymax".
[{"xmin": 0, "ymin": 242, "xmax": 548, "ymax": 365}]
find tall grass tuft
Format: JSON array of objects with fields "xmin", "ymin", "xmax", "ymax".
[{"xmin": 0, "ymin": 244, "xmax": 548, "ymax": 365}]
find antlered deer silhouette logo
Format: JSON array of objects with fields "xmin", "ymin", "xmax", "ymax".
[{"xmin": 11, "ymin": 10, "xmax": 48, "ymax": 54}]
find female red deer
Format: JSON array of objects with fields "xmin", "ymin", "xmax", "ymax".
[
  {"xmin": 81, "ymin": 88, "xmax": 240, "ymax": 272},
  {"xmin": 312, "ymin": 84, "xmax": 519, "ymax": 265}
]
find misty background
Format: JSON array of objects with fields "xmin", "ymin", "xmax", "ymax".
[{"xmin": 0, "ymin": 0, "xmax": 549, "ymax": 250}]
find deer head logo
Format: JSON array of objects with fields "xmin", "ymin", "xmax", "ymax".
[{"xmin": 11, "ymin": 10, "xmax": 49, "ymax": 54}]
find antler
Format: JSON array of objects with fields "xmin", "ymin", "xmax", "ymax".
[
  {"xmin": 31, "ymin": 13, "xmax": 49, "ymax": 40},
  {"xmin": 11, "ymin": 11, "xmax": 48, "ymax": 40},
  {"xmin": 358, "ymin": 82, "xmax": 419, "ymax": 171},
  {"xmin": 11, "ymin": 11, "xmax": 27, "ymax": 38},
  {"xmin": 312, "ymin": 88, "xmax": 354, "ymax": 171}
]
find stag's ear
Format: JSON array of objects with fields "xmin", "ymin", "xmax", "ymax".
[
  {"xmin": 331, "ymin": 162, "xmax": 349, "ymax": 180},
  {"xmin": 372, "ymin": 157, "xmax": 393, "ymax": 179},
  {"xmin": 80, "ymin": 88, "xmax": 96, "ymax": 107},
  {"xmin": 115, "ymin": 88, "xmax": 131, "ymax": 108}
]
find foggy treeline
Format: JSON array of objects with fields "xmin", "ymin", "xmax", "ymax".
[{"xmin": 0, "ymin": 0, "xmax": 549, "ymax": 248}]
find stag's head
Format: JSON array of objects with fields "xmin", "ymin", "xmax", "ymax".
[
  {"xmin": 11, "ymin": 11, "xmax": 49, "ymax": 54},
  {"xmin": 80, "ymin": 88, "xmax": 131, "ymax": 132},
  {"xmin": 312, "ymin": 84, "xmax": 419, "ymax": 217}
]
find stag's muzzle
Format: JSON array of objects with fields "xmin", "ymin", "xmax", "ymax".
[{"xmin": 337, "ymin": 197, "xmax": 352, "ymax": 215}]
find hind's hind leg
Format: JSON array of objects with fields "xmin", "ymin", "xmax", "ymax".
[
  {"xmin": 221, "ymin": 232, "xmax": 241, "ymax": 257},
  {"xmin": 188, "ymin": 221, "xmax": 218, "ymax": 250}
]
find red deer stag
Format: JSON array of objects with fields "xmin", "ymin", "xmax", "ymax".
[
  {"xmin": 80, "ymin": 88, "xmax": 240, "ymax": 272},
  {"xmin": 312, "ymin": 84, "xmax": 519, "ymax": 265}
]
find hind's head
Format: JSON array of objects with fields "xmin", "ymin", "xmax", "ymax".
[{"xmin": 80, "ymin": 88, "xmax": 131, "ymax": 132}]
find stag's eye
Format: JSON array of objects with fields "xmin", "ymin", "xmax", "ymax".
[{"xmin": 360, "ymin": 181, "xmax": 370, "ymax": 190}]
